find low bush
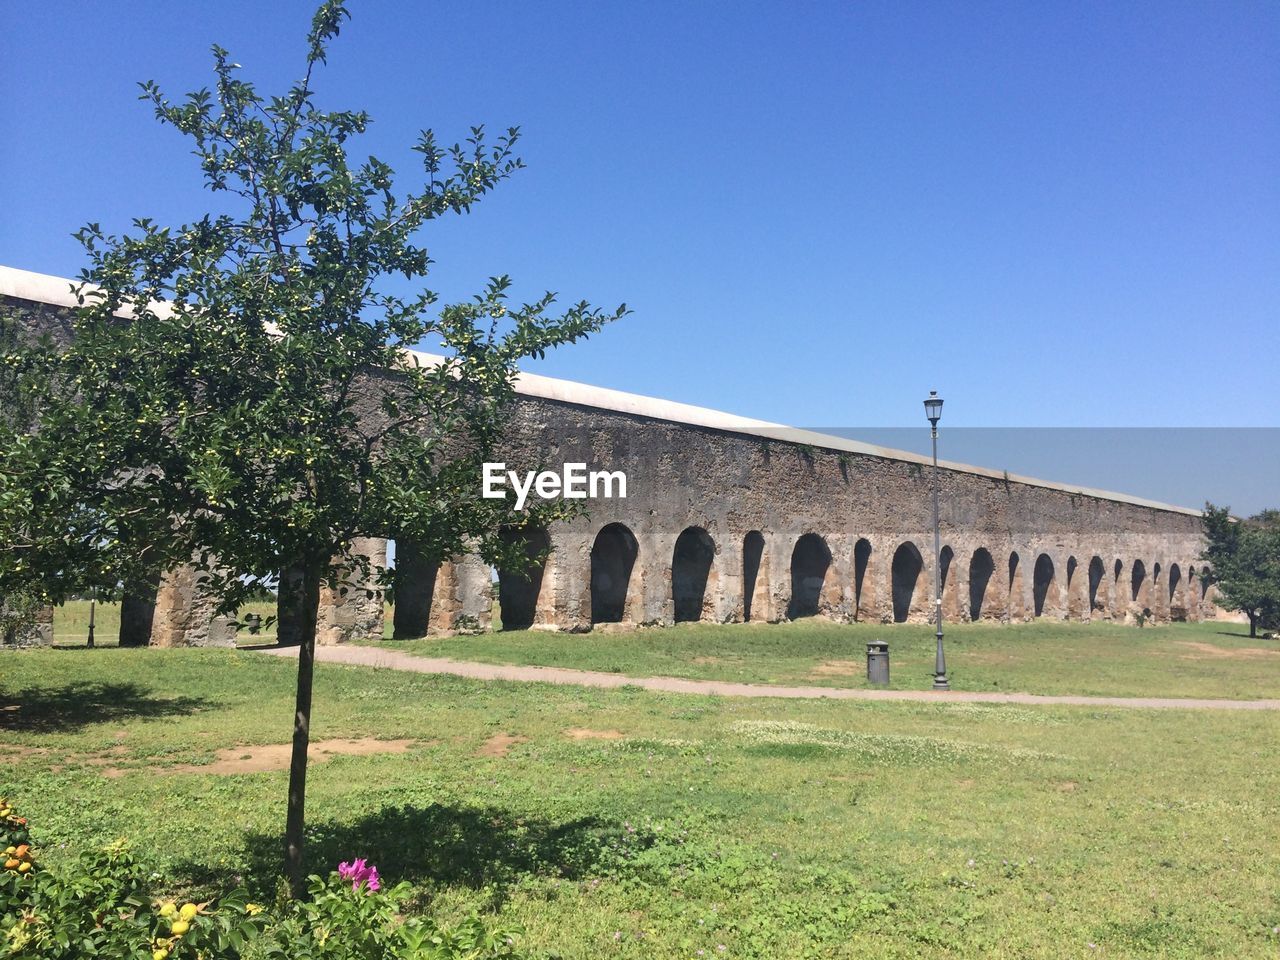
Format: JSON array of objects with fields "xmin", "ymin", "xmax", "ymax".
[{"xmin": 0, "ymin": 797, "xmax": 525, "ymax": 959}]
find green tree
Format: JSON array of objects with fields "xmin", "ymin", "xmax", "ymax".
[
  {"xmin": 1201, "ymin": 503, "xmax": 1280, "ymax": 638},
  {"xmin": 0, "ymin": 3, "xmax": 624, "ymax": 895}
]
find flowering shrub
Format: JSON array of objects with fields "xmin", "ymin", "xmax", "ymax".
[
  {"xmin": 256, "ymin": 872, "xmax": 524, "ymax": 959},
  {"xmin": 0, "ymin": 797, "xmax": 527, "ymax": 959},
  {"xmin": 337, "ymin": 858, "xmax": 380, "ymax": 893}
]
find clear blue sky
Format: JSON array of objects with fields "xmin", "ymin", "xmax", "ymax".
[{"xmin": 3, "ymin": 2, "xmax": 1277, "ymax": 507}]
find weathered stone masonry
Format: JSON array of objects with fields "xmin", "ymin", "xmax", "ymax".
[
  {"xmin": 1, "ymin": 265, "xmax": 1220, "ymax": 646},
  {"xmin": 399, "ymin": 393, "xmax": 1214, "ymax": 636}
]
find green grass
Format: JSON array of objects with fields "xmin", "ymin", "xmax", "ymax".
[
  {"xmin": 54, "ymin": 601, "xmax": 1279, "ymax": 698},
  {"xmin": 2, "ymin": 646, "xmax": 1279, "ymax": 958},
  {"xmin": 378, "ymin": 618, "xmax": 1279, "ymax": 700},
  {"xmin": 51, "ymin": 600, "xmax": 281, "ymax": 646}
]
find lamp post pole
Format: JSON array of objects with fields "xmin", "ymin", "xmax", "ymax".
[
  {"xmin": 87, "ymin": 587, "xmax": 96, "ymax": 649},
  {"xmin": 925, "ymin": 391, "xmax": 948, "ymax": 691}
]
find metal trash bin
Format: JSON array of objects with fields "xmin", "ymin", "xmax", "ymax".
[{"xmin": 866, "ymin": 640, "xmax": 890, "ymax": 686}]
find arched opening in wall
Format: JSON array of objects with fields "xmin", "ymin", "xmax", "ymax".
[
  {"xmin": 391, "ymin": 540, "xmax": 440, "ymax": 639},
  {"xmin": 788, "ymin": 533, "xmax": 831, "ymax": 619},
  {"xmin": 1032, "ymin": 554, "xmax": 1056, "ymax": 617},
  {"xmin": 969, "ymin": 548, "xmax": 995, "ymax": 621},
  {"xmin": 672, "ymin": 527, "xmax": 716, "ymax": 623},
  {"xmin": 853, "ymin": 538, "xmax": 872, "ymax": 621},
  {"xmin": 742, "ymin": 531, "xmax": 765, "ymax": 622},
  {"xmin": 891, "ymin": 542, "xmax": 924, "ymax": 623},
  {"xmin": 1200, "ymin": 566, "xmax": 1215, "ymax": 603},
  {"xmin": 1130, "ymin": 560, "xmax": 1147, "ymax": 604},
  {"xmin": 120, "ymin": 571, "xmax": 161, "ymax": 647},
  {"xmin": 1167, "ymin": 563, "xmax": 1185, "ymax": 621},
  {"xmin": 495, "ymin": 526, "xmax": 550, "ymax": 630},
  {"xmin": 1088, "ymin": 556, "xmax": 1106, "ymax": 613},
  {"xmin": 591, "ymin": 523, "xmax": 639, "ymax": 624}
]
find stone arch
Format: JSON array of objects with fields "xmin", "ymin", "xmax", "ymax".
[
  {"xmin": 969, "ymin": 547, "xmax": 996, "ymax": 620},
  {"xmin": 853, "ymin": 538, "xmax": 873, "ymax": 621},
  {"xmin": 1167, "ymin": 563, "xmax": 1186, "ymax": 621},
  {"xmin": 891, "ymin": 541, "xmax": 924, "ymax": 623},
  {"xmin": 1111, "ymin": 559, "xmax": 1126, "ymax": 619},
  {"xmin": 496, "ymin": 525, "xmax": 550, "ymax": 630},
  {"xmin": 1065, "ymin": 556, "xmax": 1084, "ymax": 620},
  {"xmin": 591, "ymin": 523, "xmax": 639, "ymax": 624},
  {"xmin": 1199, "ymin": 566, "xmax": 1216, "ymax": 605},
  {"xmin": 939, "ymin": 545, "xmax": 961, "ymax": 620},
  {"xmin": 1088, "ymin": 556, "xmax": 1107, "ymax": 616},
  {"xmin": 1186, "ymin": 564, "xmax": 1203, "ymax": 617},
  {"xmin": 1032, "ymin": 553, "xmax": 1057, "ymax": 618},
  {"xmin": 1152, "ymin": 562, "xmax": 1164, "ymax": 620},
  {"xmin": 1007, "ymin": 552, "xmax": 1026, "ymax": 620},
  {"xmin": 742, "ymin": 531, "xmax": 766, "ymax": 623},
  {"xmin": 672, "ymin": 527, "xmax": 717, "ymax": 623},
  {"xmin": 789, "ymin": 533, "xmax": 832, "ymax": 619},
  {"xmin": 1130, "ymin": 559, "xmax": 1147, "ymax": 607}
]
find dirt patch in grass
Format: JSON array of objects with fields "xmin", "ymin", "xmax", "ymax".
[
  {"xmin": 0, "ymin": 745, "xmax": 49, "ymax": 758},
  {"xmin": 691, "ymin": 656, "xmax": 723, "ymax": 665},
  {"xmin": 1056, "ymin": 780, "xmax": 1079, "ymax": 792},
  {"xmin": 167, "ymin": 738, "xmax": 417, "ymax": 775},
  {"xmin": 564, "ymin": 727, "xmax": 624, "ymax": 740},
  {"xmin": 477, "ymin": 733, "xmax": 527, "ymax": 757},
  {"xmin": 1175, "ymin": 641, "xmax": 1279, "ymax": 660}
]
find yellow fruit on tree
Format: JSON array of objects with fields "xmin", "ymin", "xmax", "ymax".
[
  {"xmin": 159, "ymin": 902, "xmax": 177, "ymax": 917},
  {"xmin": 170, "ymin": 920, "xmax": 189, "ymax": 937},
  {"xmin": 179, "ymin": 903, "xmax": 198, "ymax": 920}
]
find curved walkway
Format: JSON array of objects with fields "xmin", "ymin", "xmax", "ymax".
[{"xmin": 254, "ymin": 644, "xmax": 1280, "ymax": 711}]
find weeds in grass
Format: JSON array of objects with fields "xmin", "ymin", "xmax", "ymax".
[{"xmin": 730, "ymin": 720, "xmax": 1067, "ymax": 763}]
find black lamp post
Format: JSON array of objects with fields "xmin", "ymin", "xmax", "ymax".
[
  {"xmin": 87, "ymin": 586, "xmax": 96, "ymax": 649},
  {"xmin": 924, "ymin": 391, "xmax": 948, "ymax": 690}
]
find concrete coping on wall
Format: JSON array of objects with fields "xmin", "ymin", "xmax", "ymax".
[{"xmin": 0, "ymin": 263, "xmax": 1201, "ymax": 518}]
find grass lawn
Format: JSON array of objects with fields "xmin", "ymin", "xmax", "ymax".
[
  {"xmin": 2, "ymin": 646, "xmax": 1279, "ymax": 958},
  {"xmin": 51, "ymin": 600, "xmax": 282, "ymax": 646},
  {"xmin": 378, "ymin": 618, "xmax": 1279, "ymax": 700}
]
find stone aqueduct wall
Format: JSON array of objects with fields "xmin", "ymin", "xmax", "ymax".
[
  {"xmin": 1, "ymin": 271, "xmax": 1217, "ymax": 646},
  {"xmin": 387, "ymin": 396, "xmax": 1213, "ymax": 640}
]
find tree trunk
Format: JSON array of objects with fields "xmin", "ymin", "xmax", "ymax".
[
  {"xmin": 284, "ymin": 560, "xmax": 322, "ymax": 898},
  {"xmin": 1248, "ymin": 612, "xmax": 1257, "ymax": 638}
]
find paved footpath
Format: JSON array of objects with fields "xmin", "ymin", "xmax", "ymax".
[{"xmin": 255, "ymin": 644, "xmax": 1280, "ymax": 711}]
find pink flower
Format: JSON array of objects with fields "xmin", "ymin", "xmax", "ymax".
[{"xmin": 337, "ymin": 858, "xmax": 381, "ymax": 893}]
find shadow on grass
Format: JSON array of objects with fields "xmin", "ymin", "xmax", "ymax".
[
  {"xmin": 0, "ymin": 681, "xmax": 211, "ymax": 732},
  {"xmin": 180, "ymin": 802, "xmax": 658, "ymax": 906}
]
